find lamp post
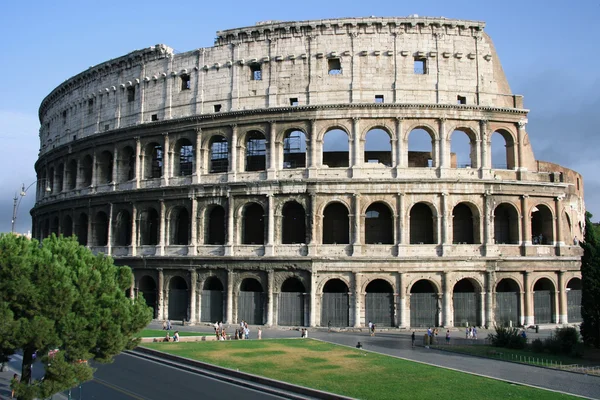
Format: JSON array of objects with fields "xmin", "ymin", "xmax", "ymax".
[{"xmin": 11, "ymin": 180, "xmax": 51, "ymax": 234}]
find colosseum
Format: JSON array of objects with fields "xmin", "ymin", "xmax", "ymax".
[{"xmin": 33, "ymin": 16, "xmax": 584, "ymax": 329}]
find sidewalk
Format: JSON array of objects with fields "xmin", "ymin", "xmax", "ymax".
[{"xmin": 0, "ymin": 366, "xmax": 17, "ymax": 399}]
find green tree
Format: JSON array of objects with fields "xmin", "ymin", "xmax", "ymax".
[
  {"xmin": 0, "ymin": 234, "xmax": 152, "ymax": 400},
  {"xmin": 581, "ymin": 212, "xmax": 600, "ymax": 347}
]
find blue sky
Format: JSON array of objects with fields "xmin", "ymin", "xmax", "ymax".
[{"xmin": 1, "ymin": 0, "xmax": 599, "ymax": 233}]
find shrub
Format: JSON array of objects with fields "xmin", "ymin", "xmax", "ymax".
[
  {"xmin": 488, "ymin": 326, "xmax": 527, "ymax": 349},
  {"xmin": 531, "ymin": 338, "xmax": 544, "ymax": 353},
  {"xmin": 553, "ymin": 327, "xmax": 580, "ymax": 354},
  {"xmin": 543, "ymin": 336, "xmax": 562, "ymax": 354}
]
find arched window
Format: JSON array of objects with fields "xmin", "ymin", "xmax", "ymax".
[
  {"xmin": 77, "ymin": 213, "xmax": 88, "ymax": 245},
  {"xmin": 144, "ymin": 143, "xmax": 162, "ymax": 179},
  {"xmin": 365, "ymin": 202, "xmax": 393, "ymax": 244},
  {"xmin": 174, "ymin": 139, "xmax": 194, "ymax": 176},
  {"xmin": 323, "ymin": 129, "xmax": 349, "ymax": 168},
  {"xmin": 118, "ymin": 146, "xmax": 135, "ymax": 182},
  {"xmin": 531, "ymin": 204, "xmax": 554, "ymax": 245},
  {"xmin": 81, "ymin": 155, "xmax": 93, "ymax": 187},
  {"xmin": 364, "ymin": 129, "xmax": 392, "ymax": 167},
  {"xmin": 408, "ymin": 128, "xmax": 433, "ymax": 167},
  {"xmin": 209, "ymin": 136, "xmax": 228, "ymax": 173},
  {"xmin": 114, "ymin": 210, "xmax": 132, "ymax": 246},
  {"xmin": 283, "ymin": 130, "xmax": 306, "ymax": 169},
  {"xmin": 242, "ymin": 203, "xmax": 264, "ymax": 245},
  {"xmin": 207, "ymin": 205, "xmax": 226, "ymax": 245},
  {"xmin": 494, "ymin": 203, "xmax": 519, "ymax": 244},
  {"xmin": 48, "ymin": 167, "xmax": 55, "ymax": 194},
  {"xmin": 66, "ymin": 159, "xmax": 77, "ymax": 190},
  {"xmin": 282, "ymin": 201, "xmax": 306, "ymax": 244},
  {"xmin": 56, "ymin": 164, "xmax": 64, "ymax": 193},
  {"xmin": 140, "ymin": 208, "xmax": 159, "ymax": 245},
  {"xmin": 323, "ymin": 203, "xmax": 349, "ymax": 244},
  {"xmin": 450, "ymin": 129, "xmax": 475, "ymax": 168},
  {"xmin": 94, "ymin": 211, "xmax": 109, "ymax": 246},
  {"xmin": 62, "ymin": 215, "xmax": 73, "ymax": 237},
  {"xmin": 170, "ymin": 207, "xmax": 190, "ymax": 245},
  {"xmin": 452, "ymin": 203, "xmax": 475, "ymax": 244},
  {"xmin": 409, "ymin": 203, "xmax": 434, "ymax": 244},
  {"xmin": 245, "ymin": 131, "xmax": 266, "ymax": 172},
  {"xmin": 491, "ymin": 130, "xmax": 515, "ymax": 170},
  {"xmin": 97, "ymin": 151, "xmax": 114, "ymax": 184}
]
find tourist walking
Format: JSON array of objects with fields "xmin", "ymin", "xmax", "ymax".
[
  {"xmin": 445, "ymin": 329, "xmax": 450, "ymax": 344},
  {"xmin": 258, "ymin": 328, "xmax": 262, "ymax": 340},
  {"xmin": 411, "ymin": 331, "xmax": 416, "ymax": 348},
  {"xmin": 472, "ymin": 326, "xmax": 478, "ymax": 340}
]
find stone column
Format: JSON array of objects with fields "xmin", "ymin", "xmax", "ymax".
[
  {"xmin": 189, "ymin": 268, "xmax": 197, "ymax": 324},
  {"xmin": 521, "ymin": 195, "xmax": 531, "ymax": 246},
  {"xmin": 194, "ymin": 128, "xmax": 202, "ymax": 183},
  {"xmin": 308, "ymin": 192, "xmax": 318, "ymax": 256},
  {"xmin": 441, "ymin": 192, "xmax": 449, "ymax": 248},
  {"xmin": 308, "ymin": 119, "xmax": 318, "ymax": 177},
  {"xmin": 399, "ymin": 272, "xmax": 408, "ymax": 328},
  {"xmin": 443, "ymin": 272, "xmax": 452, "ymax": 327},
  {"xmin": 267, "ymin": 121, "xmax": 277, "ymax": 179},
  {"xmin": 229, "ymin": 124, "xmax": 238, "ymax": 180},
  {"xmin": 267, "ymin": 270, "xmax": 274, "ymax": 326},
  {"xmin": 131, "ymin": 203, "xmax": 137, "ymax": 256},
  {"xmin": 226, "ymin": 270, "xmax": 234, "ymax": 324},
  {"xmin": 352, "ymin": 193, "xmax": 361, "ymax": 255},
  {"xmin": 396, "ymin": 118, "xmax": 406, "ymax": 169},
  {"xmin": 438, "ymin": 118, "xmax": 447, "ymax": 169},
  {"xmin": 158, "ymin": 199, "xmax": 166, "ymax": 256},
  {"xmin": 555, "ymin": 197, "xmax": 564, "ymax": 246},
  {"xmin": 524, "ymin": 271, "xmax": 533, "ymax": 326},
  {"xmin": 107, "ymin": 203, "xmax": 113, "ymax": 256},
  {"xmin": 135, "ymin": 137, "xmax": 141, "ymax": 189},
  {"xmin": 354, "ymin": 272, "xmax": 362, "ymax": 327},
  {"xmin": 190, "ymin": 195, "xmax": 198, "ymax": 254},
  {"xmin": 310, "ymin": 271, "xmax": 317, "ymax": 327},
  {"xmin": 130, "ymin": 275, "xmax": 135, "ymax": 301},
  {"xmin": 396, "ymin": 193, "xmax": 404, "ymax": 253},
  {"xmin": 519, "ymin": 291, "xmax": 525, "ymax": 326},
  {"xmin": 486, "ymin": 271, "xmax": 494, "ymax": 328},
  {"xmin": 91, "ymin": 151, "xmax": 97, "ymax": 188},
  {"xmin": 157, "ymin": 268, "xmax": 164, "ymax": 320},
  {"xmin": 474, "ymin": 139, "xmax": 482, "ymax": 169},
  {"xmin": 162, "ymin": 133, "xmax": 170, "ymax": 185},
  {"xmin": 517, "ymin": 120, "xmax": 527, "ymax": 171},
  {"xmin": 351, "ymin": 117, "xmax": 361, "ymax": 175},
  {"xmin": 86, "ymin": 206, "xmax": 92, "ymax": 247},
  {"xmin": 112, "ymin": 145, "xmax": 118, "ymax": 186},
  {"xmin": 479, "ymin": 120, "xmax": 490, "ymax": 170},
  {"xmin": 265, "ymin": 194, "xmax": 275, "ymax": 256},
  {"xmin": 558, "ymin": 271, "xmax": 568, "ymax": 324}
]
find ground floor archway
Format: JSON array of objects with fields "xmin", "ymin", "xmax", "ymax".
[
  {"xmin": 278, "ymin": 277, "xmax": 306, "ymax": 326},
  {"xmin": 321, "ymin": 279, "xmax": 349, "ymax": 327},
  {"xmin": 495, "ymin": 278, "xmax": 520, "ymax": 327},
  {"xmin": 238, "ymin": 278, "xmax": 265, "ymax": 325},
  {"xmin": 410, "ymin": 280, "xmax": 438, "ymax": 327},
  {"xmin": 168, "ymin": 276, "xmax": 188, "ymax": 321},
  {"xmin": 453, "ymin": 279, "xmax": 480, "ymax": 327},
  {"xmin": 365, "ymin": 279, "xmax": 394, "ymax": 327},
  {"xmin": 567, "ymin": 278, "xmax": 582, "ymax": 323},
  {"xmin": 139, "ymin": 275, "xmax": 157, "ymax": 318},
  {"xmin": 534, "ymin": 278, "xmax": 555, "ymax": 324},
  {"xmin": 201, "ymin": 276, "xmax": 224, "ymax": 323}
]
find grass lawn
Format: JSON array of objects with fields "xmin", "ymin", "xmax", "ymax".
[
  {"xmin": 142, "ymin": 339, "xmax": 574, "ymax": 399},
  {"xmin": 135, "ymin": 329, "xmax": 211, "ymax": 338}
]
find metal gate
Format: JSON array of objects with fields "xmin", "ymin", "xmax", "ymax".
[
  {"xmin": 567, "ymin": 289, "xmax": 582, "ymax": 323},
  {"xmin": 495, "ymin": 292, "xmax": 519, "ymax": 326},
  {"xmin": 140, "ymin": 290, "xmax": 157, "ymax": 318},
  {"xmin": 201, "ymin": 290, "xmax": 223, "ymax": 323},
  {"xmin": 410, "ymin": 293, "xmax": 437, "ymax": 327},
  {"xmin": 365, "ymin": 293, "xmax": 394, "ymax": 327},
  {"xmin": 453, "ymin": 292, "xmax": 479, "ymax": 327},
  {"xmin": 278, "ymin": 292, "xmax": 304, "ymax": 326},
  {"xmin": 238, "ymin": 292, "xmax": 264, "ymax": 325},
  {"xmin": 534, "ymin": 290, "xmax": 552, "ymax": 324},
  {"xmin": 321, "ymin": 293, "xmax": 349, "ymax": 327},
  {"xmin": 168, "ymin": 289, "xmax": 188, "ymax": 321}
]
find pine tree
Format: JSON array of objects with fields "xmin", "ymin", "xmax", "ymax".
[
  {"xmin": 580, "ymin": 212, "xmax": 600, "ymax": 347},
  {"xmin": 0, "ymin": 234, "xmax": 153, "ymax": 400}
]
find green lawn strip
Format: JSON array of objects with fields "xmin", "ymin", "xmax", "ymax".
[
  {"xmin": 432, "ymin": 344, "xmax": 588, "ymax": 367},
  {"xmin": 141, "ymin": 339, "xmax": 574, "ymax": 400},
  {"xmin": 136, "ymin": 329, "xmax": 211, "ymax": 338}
]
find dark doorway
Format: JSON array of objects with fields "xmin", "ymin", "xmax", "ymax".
[
  {"xmin": 321, "ymin": 279, "xmax": 349, "ymax": 327},
  {"xmin": 495, "ymin": 279, "xmax": 520, "ymax": 326},
  {"xmin": 242, "ymin": 203, "xmax": 265, "ymax": 245},
  {"xmin": 323, "ymin": 203, "xmax": 350, "ymax": 244},
  {"xmin": 410, "ymin": 280, "xmax": 438, "ymax": 327},
  {"xmin": 410, "ymin": 203, "xmax": 434, "ymax": 244},
  {"xmin": 201, "ymin": 277, "xmax": 224, "ymax": 323},
  {"xmin": 238, "ymin": 278, "xmax": 265, "ymax": 325},
  {"xmin": 453, "ymin": 279, "xmax": 479, "ymax": 326},
  {"xmin": 168, "ymin": 276, "xmax": 188, "ymax": 321},
  {"xmin": 139, "ymin": 275, "xmax": 157, "ymax": 318},
  {"xmin": 282, "ymin": 201, "xmax": 306, "ymax": 244},
  {"xmin": 207, "ymin": 205, "xmax": 226, "ymax": 245},
  {"xmin": 365, "ymin": 203, "xmax": 393, "ymax": 244},
  {"xmin": 365, "ymin": 279, "xmax": 394, "ymax": 327},
  {"xmin": 278, "ymin": 278, "xmax": 306, "ymax": 326}
]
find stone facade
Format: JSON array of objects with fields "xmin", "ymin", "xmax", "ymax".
[{"xmin": 33, "ymin": 17, "xmax": 584, "ymax": 328}]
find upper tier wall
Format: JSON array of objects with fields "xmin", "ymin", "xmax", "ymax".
[{"xmin": 38, "ymin": 17, "xmax": 517, "ymax": 156}]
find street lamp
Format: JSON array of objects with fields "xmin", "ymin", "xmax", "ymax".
[{"xmin": 11, "ymin": 180, "xmax": 51, "ymax": 234}]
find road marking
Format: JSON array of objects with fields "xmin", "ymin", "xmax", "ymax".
[{"xmin": 93, "ymin": 377, "xmax": 147, "ymax": 400}]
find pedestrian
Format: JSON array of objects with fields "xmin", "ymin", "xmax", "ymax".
[
  {"xmin": 356, "ymin": 342, "xmax": 363, "ymax": 349},
  {"xmin": 234, "ymin": 329, "xmax": 239, "ymax": 339},
  {"xmin": 164, "ymin": 332, "xmax": 171, "ymax": 342},
  {"xmin": 328, "ymin": 320, "xmax": 332, "ymax": 332},
  {"xmin": 218, "ymin": 321, "xmax": 223, "ymax": 331},
  {"xmin": 173, "ymin": 331, "xmax": 180, "ymax": 342},
  {"xmin": 445, "ymin": 329, "xmax": 450, "ymax": 344},
  {"xmin": 465, "ymin": 327, "xmax": 469, "ymax": 339},
  {"xmin": 304, "ymin": 328, "xmax": 309, "ymax": 338},
  {"xmin": 258, "ymin": 328, "xmax": 262, "ymax": 340},
  {"xmin": 301, "ymin": 328, "xmax": 305, "ymax": 338},
  {"xmin": 162, "ymin": 320, "xmax": 167, "ymax": 330},
  {"xmin": 10, "ymin": 373, "xmax": 19, "ymax": 399},
  {"xmin": 411, "ymin": 331, "xmax": 416, "ymax": 348},
  {"xmin": 244, "ymin": 326, "xmax": 250, "ymax": 340},
  {"xmin": 368, "ymin": 320, "xmax": 373, "ymax": 334},
  {"xmin": 473, "ymin": 326, "xmax": 478, "ymax": 340},
  {"xmin": 166, "ymin": 320, "xmax": 172, "ymax": 331}
]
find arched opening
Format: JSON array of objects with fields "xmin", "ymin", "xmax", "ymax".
[
  {"xmin": 66, "ymin": 159, "xmax": 77, "ymax": 190},
  {"xmin": 50, "ymin": 217, "xmax": 59, "ymax": 236},
  {"xmin": 48, "ymin": 168, "xmax": 55, "ymax": 194},
  {"xmin": 491, "ymin": 130, "xmax": 515, "ymax": 170},
  {"xmin": 168, "ymin": 207, "xmax": 189, "ymax": 245},
  {"xmin": 245, "ymin": 131, "xmax": 266, "ymax": 172},
  {"xmin": 140, "ymin": 208, "xmax": 159, "ymax": 246},
  {"xmin": 322, "ymin": 129, "xmax": 349, "ymax": 168},
  {"xmin": 410, "ymin": 203, "xmax": 434, "ymax": 244},
  {"xmin": 173, "ymin": 138, "xmax": 194, "ymax": 176},
  {"xmin": 76, "ymin": 213, "xmax": 88, "ymax": 245},
  {"xmin": 207, "ymin": 205, "xmax": 226, "ymax": 245},
  {"xmin": 283, "ymin": 130, "xmax": 306, "ymax": 169},
  {"xmin": 567, "ymin": 278, "xmax": 582, "ymax": 323},
  {"xmin": 365, "ymin": 279, "xmax": 394, "ymax": 327},
  {"xmin": 41, "ymin": 219, "xmax": 50, "ymax": 239},
  {"xmin": 168, "ymin": 276, "xmax": 188, "ymax": 321},
  {"xmin": 533, "ymin": 278, "xmax": 555, "ymax": 324},
  {"xmin": 139, "ymin": 275, "xmax": 157, "ymax": 318},
  {"xmin": 279, "ymin": 277, "xmax": 306, "ymax": 326},
  {"xmin": 531, "ymin": 204, "xmax": 554, "ymax": 245},
  {"xmin": 495, "ymin": 279, "xmax": 520, "ymax": 327},
  {"xmin": 321, "ymin": 279, "xmax": 349, "ymax": 327},
  {"xmin": 81, "ymin": 155, "xmax": 93, "ymax": 187},
  {"xmin": 238, "ymin": 278, "xmax": 265, "ymax": 325},
  {"xmin": 450, "ymin": 129, "xmax": 475, "ymax": 168},
  {"xmin": 97, "ymin": 150, "xmax": 114, "ymax": 184},
  {"xmin": 365, "ymin": 202, "xmax": 393, "ymax": 244},
  {"xmin": 410, "ymin": 280, "xmax": 439, "ymax": 327},
  {"xmin": 494, "ymin": 203, "xmax": 519, "ymax": 244},
  {"xmin": 242, "ymin": 203, "xmax": 265, "ymax": 245},
  {"xmin": 56, "ymin": 164, "xmax": 64, "ymax": 193},
  {"xmin": 452, "ymin": 203, "xmax": 476, "ymax": 244},
  {"xmin": 62, "ymin": 215, "xmax": 73, "ymax": 237},
  {"xmin": 364, "ymin": 129, "xmax": 392, "ymax": 167},
  {"xmin": 209, "ymin": 135, "xmax": 228, "ymax": 173},
  {"xmin": 408, "ymin": 128, "xmax": 433, "ymax": 168},
  {"xmin": 282, "ymin": 201, "xmax": 306, "ymax": 244},
  {"xmin": 114, "ymin": 210, "xmax": 132, "ymax": 246},
  {"xmin": 453, "ymin": 279, "xmax": 480, "ymax": 327},
  {"xmin": 201, "ymin": 277, "xmax": 224, "ymax": 323},
  {"xmin": 93, "ymin": 211, "xmax": 109, "ymax": 246},
  {"xmin": 323, "ymin": 203, "xmax": 349, "ymax": 244},
  {"xmin": 144, "ymin": 142, "xmax": 163, "ymax": 179},
  {"xmin": 118, "ymin": 146, "xmax": 135, "ymax": 182}
]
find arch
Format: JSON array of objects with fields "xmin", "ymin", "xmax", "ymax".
[
  {"xmin": 365, "ymin": 279, "xmax": 394, "ymax": 327},
  {"xmin": 139, "ymin": 275, "xmax": 157, "ymax": 318},
  {"xmin": 76, "ymin": 212, "xmax": 88, "ymax": 245},
  {"xmin": 201, "ymin": 276, "xmax": 224, "ymax": 323},
  {"xmin": 48, "ymin": 167, "xmax": 55, "ymax": 194},
  {"xmin": 533, "ymin": 277, "xmax": 555, "ymax": 324},
  {"xmin": 567, "ymin": 277, "xmax": 582, "ymax": 323},
  {"xmin": 452, "ymin": 202, "xmax": 479, "ymax": 244},
  {"xmin": 242, "ymin": 203, "xmax": 265, "ymax": 245},
  {"xmin": 114, "ymin": 209, "xmax": 132, "ymax": 246},
  {"xmin": 365, "ymin": 202, "xmax": 393, "ymax": 244},
  {"xmin": 41, "ymin": 219, "xmax": 50, "ymax": 239},
  {"xmin": 283, "ymin": 129, "xmax": 306, "ymax": 169},
  {"xmin": 173, "ymin": 138, "xmax": 194, "ymax": 176},
  {"xmin": 56, "ymin": 163, "xmax": 64, "ymax": 193},
  {"xmin": 321, "ymin": 278, "xmax": 350, "ymax": 327},
  {"xmin": 491, "ymin": 129, "xmax": 516, "ymax": 170},
  {"xmin": 245, "ymin": 130, "xmax": 266, "ymax": 172},
  {"xmin": 364, "ymin": 128, "xmax": 392, "ymax": 167},
  {"xmin": 450, "ymin": 129, "xmax": 476, "ymax": 168},
  {"xmin": 494, "ymin": 203, "xmax": 519, "ymax": 244},
  {"xmin": 93, "ymin": 211, "xmax": 109, "ymax": 246},
  {"xmin": 409, "ymin": 202, "xmax": 435, "ymax": 244},
  {"xmin": 118, "ymin": 146, "xmax": 135, "ymax": 183},
  {"xmin": 139, "ymin": 207, "xmax": 159, "ymax": 246},
  {"xmin": 50, "ymin": 216, "xmax": 59, "ymax": 236},
  {"xmin": 62, "ymin": 215, "xmax": 73, "ymax": 237},
  {"xmin": 168, "ymin": 276, "xmax": 188, "ymax": 321},
  {"xmin": 322, "ymin": 128, "xmax": 349, "ymax": 168},
  {"xmin": 144, "ymin": 142, "xmax": 163, "ymax": 179},
  {"xmin": 66, "ymin": 159, "xmax": 77, "ymax": 190},
  {"xmin": 410, "ymin": 279, "xmax": 439, "ymax": 327},
  {"xmin": 206, "ymin": 205, "xmax": 226, "ymax": 245},
  {"xmin": 323, "ymin": 202, "xmax": 350, "ymax": 244},
  {"xmin": 238, "ymin": 277, "xmax": 265, "ymax": 325},
  {"xmin": 282, "ymin": 201, "xmax": 306, "ymax": 244},
  {"xmin": 453, "ymin": 278, "xmax": 480, "ymax": 326},
  {"xmin": 209, "ymin": 135, "xmax": 228, "ymax": 173},
  {"xmin": 169, "ymin": 207, "xmax": 190, "ymax": 245},
  {"xmin": 81, "ymin": 155, "xmax": 93, "ymax": 187},
  {"xmin": 495, "ymin": 278, "xmax": 520, "ymax": 326},
  {"xmin": 408, "ymin": 128, "xmax": 434, "ymax": 168},
  {"xmin": 279, "ymin": 277, "xmax": 306, "ymax": 326},
  {"xmin": 97, "ymin": 150, "xmax": 114, "ymax": 184},
  {"xmin": 531, "ymin": 204, "xmax": 554, "ymax": 245}
]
